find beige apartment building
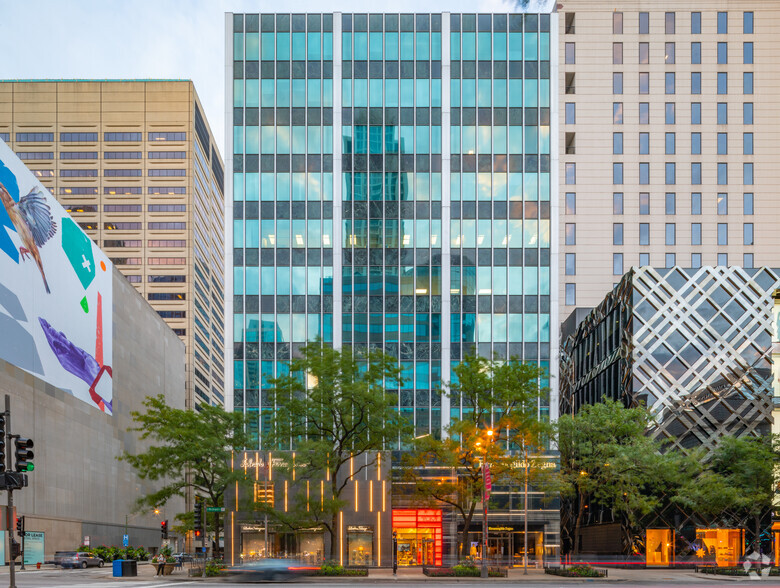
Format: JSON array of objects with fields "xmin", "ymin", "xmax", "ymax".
[
  {"xmin": 558, "ymin": 1, "xmax": 780, "ymax": 315},
  {"xmin": 0, "ymin": 80, "xmax": 225, "ymax": 409}
]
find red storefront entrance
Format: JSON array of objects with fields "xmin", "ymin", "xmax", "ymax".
[{"xmin": 392, "ymin": 509, "xmax": 443, "ymax": 566}]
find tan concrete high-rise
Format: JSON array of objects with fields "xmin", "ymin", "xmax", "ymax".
[
  {"xmin": 0, "ymin": 80, "xmax": 225, "ymax": 410},
  {"xmin": 558, "ymin": 1, "xmax": 780, "ymax": 316}
]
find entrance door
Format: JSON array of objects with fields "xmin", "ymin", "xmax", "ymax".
[{"xmin": 488, "ymin": 536, "xmax": 510, "ymax": 565}]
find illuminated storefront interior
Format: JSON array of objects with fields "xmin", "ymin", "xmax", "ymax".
[
  {"xmin": 645, "ymin": 529, "xmax": 673, "ymax": 566},
  {"xmin": 392, "ymin": 509, "xmax": 442, "ymax": 566},
  {"xmin": 696, "ymin": 529, "xmax": 743, "ymax": 567}
]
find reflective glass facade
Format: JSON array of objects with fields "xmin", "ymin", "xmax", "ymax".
[{"xmin": 228, "ymin": 12, "xmax": 558, "ymax": 447}]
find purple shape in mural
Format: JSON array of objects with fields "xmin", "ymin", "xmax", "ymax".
[{"xmin": 38, "ymin": 318, "xmax": 112, "ymax": 413}]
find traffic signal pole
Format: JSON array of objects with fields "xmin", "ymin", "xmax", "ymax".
[{"xmin": 6, "ymin": 395, "xmax": 16, "ymax": 588}]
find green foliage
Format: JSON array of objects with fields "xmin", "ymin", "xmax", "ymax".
[
  {"xmin": 82, "ymin": 545, "xmax": 149, "ymax": 562},
  {"xmin": 205, "ymin": 559, "xmax": 226, "ymax": 576},
  {"xmin": 316, "ymin": 561, "xmax": 368, "ymax": 576},
  {"xmin": 263, "ymin": 342, "xmax": 413, "ymax": 559},
  {"xmin": 546, "ymin": 565, "xmax": 604, "ymax": 578},
  {"xmin": 452, "ymin": 563, "xmax": 480, "ymax": 576}
]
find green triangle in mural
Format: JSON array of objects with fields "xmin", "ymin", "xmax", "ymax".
[{"xmin": 80, "ymin": 296, "xmax": 89, "ymax": 313}]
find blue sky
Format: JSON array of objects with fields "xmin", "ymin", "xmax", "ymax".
[{"xmin": 0, "ymin": 0, "xmax": 536, "ymax": 151}]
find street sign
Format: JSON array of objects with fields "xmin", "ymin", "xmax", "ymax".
[
  {"xmin": 122, "ymin": 534, "xmax": 129, "ymax": 547},
  {"xmin": 83, "ymin": 535, "xmax": 90, "ymax": 546},
  {"xmin": 206, "ymin": 507, "xmax": 224, "ymax": 513}
]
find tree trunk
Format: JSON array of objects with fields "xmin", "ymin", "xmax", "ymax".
[
  {"xmin": 329, "ymin": 476, "xmax": 339, "ymax": 561},
  {"xmin": 460, "ymin": 502, "xmax": 477, "ymax": 560},
  {"xmin": 214, "ymin": 511, "xmax": 220, "ymax": 560},
  {"xmin": 572, "ymin": 492, "xmax": 585, "ymax": 556},
  {"xmin": 754, "ymin": 515, "xmax": 761, "ymax": 554}
]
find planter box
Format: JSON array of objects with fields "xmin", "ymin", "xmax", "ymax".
[{"xmin": 153, "ymin": 562, "xmax": 176, "ymax": 575}]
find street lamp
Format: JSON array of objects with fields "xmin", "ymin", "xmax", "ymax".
[{"xmin": 479, "ymin": 429, "xmax": 494, "ymax": 579}]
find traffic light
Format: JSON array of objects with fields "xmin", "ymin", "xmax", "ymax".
[
  {"xmin": 15, "ymin": 516, "xmax": 23, "ymax": 536},
  {"xmin": 13, "ymin": 438, "xmax": 33, "ymax": 472},
  {"xmin": 193, "ymin": 498, "xmax": 203, "ymax": 535},
  {"xmin": 0, "ymin": 415, "xmax": 6, "ymax": 473},
  {"xmin": 161, "ymin": 520, "xmax": 168, "ymax": 539}
]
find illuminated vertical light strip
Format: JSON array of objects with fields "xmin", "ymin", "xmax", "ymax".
[
  {"xmin": 369, "ymin": 481, "xmax": 374, "ymax": 512},
  {"xmin": 268, "ymin": 452, "xmax": 273, "ymax": 480},
  {"xmin": 292, "ymin": 452, "xmax": 296, "ymax": 481},
  {"xmin": 255, "ymin": 451, "xmax": 259, "ymax": 481},
  {"xmin": 339, "ymin": 511, "xmax": 344, "ymax": 566},
  {"xmin": 307, "ymin": 480, "xmax": 310, "ymax": 512},
  {"xmin": 377, "ymin": 452, "xmax": 381, "ymax": 480},
  {"xmin": 377, "ymin": 512, "xmax": 381, "ymax": 566},
  {"xmin": 355, "ymin": 480, "xmax": 359, "ymax": 511},
  {"xmin": 382, "ymin": 481, "xmax": 386, "ymax": 511},
  {"xmin": 231, "ymin": 511, "xmax": 235, "ymax": 566},
  {"xmin": 320, "ymin": 480, "xmax": 324, "ymax": 510},
  {"xmin": 284, "ymin": 480, "xmax": 288, "ymax": 512},
  {"xmin": 350, "ymin": 454, "xmax": 354, "ymax": 478}
]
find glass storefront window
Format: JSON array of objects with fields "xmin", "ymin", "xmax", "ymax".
[{"xmin": 347, "ymin": 528, "xmax": 374, "ymax": 566}]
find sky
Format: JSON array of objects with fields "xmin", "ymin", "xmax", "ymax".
[{"xmin": 0, "ymin": 0, "xmax": 535, "ymax": 152}]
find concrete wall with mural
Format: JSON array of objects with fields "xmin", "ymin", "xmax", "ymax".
[{"xmin": 0, "ymin": 140, "xmax": 113, "ymax": 414}]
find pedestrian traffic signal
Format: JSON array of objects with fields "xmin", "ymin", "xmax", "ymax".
[
  {"xmin": 15, "ymin": 516, "xmax": 22, "ymax": 536},
  {"xmin": 13, "ymin": 438, "xmax": 33, "ymax": 472},
  {"xmin": 194, "ymin": 498, "xmax": 203, "ymax": 534},
  {"xmin": 0, "ymin": 415, "xmax": 6, "ymax": 473},
  {"xmin": 161, "ymin": 520, "xmax": 168, "ymax": 539}
]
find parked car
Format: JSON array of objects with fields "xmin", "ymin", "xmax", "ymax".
[
  {"xmin": 53, "ymin": 551, "xmax": 77, "ymax": 566},
  {"xmin": 225, "ymin": 559, "xmax": 319, "ymax": 582},
  {"xmin": 173, "ymin": 552, "xmax": 195, "ymax": 563},
  {"xmin": 60, "ymin": 552, "xmax": 104, "ymax": 569}
]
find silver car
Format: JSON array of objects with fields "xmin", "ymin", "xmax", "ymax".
[
  {"xmin": 60, "ymin": 551, "xmax": 104, "ymax": 569},
  {"xmin": 226, "ymin": 559, "xmax": 319, "ymax": 582}
]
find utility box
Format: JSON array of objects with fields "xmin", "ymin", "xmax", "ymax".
[{"xmin": 112, "ymin": 560, "xmax": 123, "ymax": 577}]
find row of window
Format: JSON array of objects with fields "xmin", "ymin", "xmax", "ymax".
[
  {"xmin": 567, "ymin": 41, "xmax": 754, "ymax": 66},
  {"xmin": 607, "ymin": 132, "xmax": 754, "ymax": 156},
  {"xmin": 610, "ymin": 102, "xmax": 753, "ymax": 125},
  {"xmin": 565, "ymin": 222, "xmax": 751, "ymax": 247},
  {"xmin": 609, "ymin": 71, "xmax": 753, "ymax": 95},
  {"xmin": 110, "ymin": 258, "xmax": 188, "ymax": 267},
  {"xmin": 71, "ymin": 187, "xmax": 185, "ymax": 196},
  {"xmin": 565, "ymin": 162, "xmax": 754, "ymax": 186},
  {"xmin": 604, "ymin": 11, "xmax": 753, "ymax": 36},
  {"xmin": 51, "ymin": 169, "xmax": 187, "ymax": 177},
  {"xmin": 564, "ymin": 192, "xmax": 754, "ymax": 216},
  {"xmin": 102, "ymin": 222, "xmax": 187, "ymax": 230},
  {"xmin": 13, "ymin": 132, "xmax": 187, "ymax": 143},
  {"xmin": 104, "ymin": 239, "xmax": 186, "ymax": 248}
]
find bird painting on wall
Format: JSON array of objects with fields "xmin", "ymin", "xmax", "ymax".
[{"xmin": 0, "ymin": 182, "xmax": 56, "ymax": 293}]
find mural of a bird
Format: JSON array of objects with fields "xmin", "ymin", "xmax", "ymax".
[{"xmin": 0, "ymin": 182, "xmax": 56, "ymax": 293}]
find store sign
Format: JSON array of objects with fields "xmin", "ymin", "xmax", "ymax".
[
  {"xmin": 23, "ymin": 532, "xmax": 44, "ymax": 566},
  {"xmin": 488, "ymin": 526, "xmax": 515, "ymax": 532},
  {"xmin": 240, "ymin": 456, "xmax": 287, "ymax": 470},
  {"xmin": 240, "ymin": 524, "xmax": 266, "ymax": 532},
  {"xmin": 512, "ymin": 460, "xmax": 556, "ymax": 470},
  {"xmin": 347, "ymin": 525, "xmax": 373, "ymax": 533}
]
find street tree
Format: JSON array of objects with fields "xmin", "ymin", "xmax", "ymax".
[
  {"xmin": 556, "ymin": 399, "xmax": 696, "ymax": 555},
  {"xmin": 403, "ymin": 355, "xmax": 547, "ymax": 560},
  {"xmin": 120, "ymin": 394, "xmax": 250, "ymax": 557},
  {"xmin": 263, "ymin": 342, "xmax": 412, "ymax": 560}
]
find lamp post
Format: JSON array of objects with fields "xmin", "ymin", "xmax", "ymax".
[
  {"xmin": 478, "ymin": 429, "xmax": 494, "ymax": 579},
  {"xmin": 522, "ymin": 438, "xmax": 528, "ymax": 575}
]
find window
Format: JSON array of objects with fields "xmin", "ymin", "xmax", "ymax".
[
  {"xmin": 717, "ymin": 42, "xmax": 728, "ymax": 64},
  {"xmin": 104, "ymin": 222, "xmax": 142, "ymax": 230},
  {"xmin": 148, "ymin": 204, "xmax": 187, "ymax": 212},
  {"xmin": 60, "ymin": 187, "xmax": 98, "ymax": 195},
  {"xmin": 104, "ymin": 240, "xmax": 142, "ymax": 248},
  {"xmin": 691, "ymin": 72, "xmax": 701, "ymax": 94},
  {"xmin": 104, "ymin": 204, "xmax": 142, "ymax": 212},
  {"xmin": 744, "ymin": 103, "xmax": 753, "ymax": 124},
  {"xmin": 692, "ymin": 253, "xmax": 702, "ymax": 268},
  {"xmin": 744, "ymin": 163, "xmax": 754, "ymax": 185},
  {"xmin": 613, "ymin": 163, "xmax": 623, "ymax": 184},
  {"xmin": 665, "ymin": 163, "xmax": 676, "ymax": 185},
  {"xmin": 692, "ymin": 103, "xmax": 701, "ymax": 125},
  {"xmin": 565, "ymin": 12, "xmax": 575, "ymax": 34},
  {"xmin": 148, "ymin": 151, "xmax": 187, "ymax": 159},
  {"xmin": 717, "ymin": 12, "xmax": 728, "ymax": 34},
  {"xmin": 718, "ymin": 133, "xmax": 728, "ymax": 155},
  {"xmin": 147, "ymin": 258, "xmax": 187, "ymax": 266},
  {"xmin": 639, "ymin": 162, "xmax": 649, "ymax": 184},
  {"xmin": 613, "ymin": 223, "xmax": 624, "ymax": 245},
  {"xmin": 718, "ymin": 253, "xmax": 728, "ymax": 266},
  {"xmin": 744, "ymin": 12, "xmax": 754, "ymax": 34},
  {"xmin": 565, "ymin": 42, "xmax": 576, "ymax": 64},
  {"xmin": 613, "ymin": 192, "xmax": 624, "ymax": 214},
  {"xmin": 744, "ymin": 42, "xmax": 753, "ymax": 64},
  {"xmin": 104, "ymin": 132, "xmax": 142, "ymax": 141},
  {"xmin": 565, "ymin": 253, "xmax": 576, "ymax": 275},
  {"xmin": 639, "ymin": 102, "xmax": 649, "ymax": 124},
  {"xmin": 565, "ymin": 192, "xmax": 576, "ymax": 214},
  {"xmin": 665, "ymin": 12, "xmax": 675, "ymax": 34},
  {"xmin": 639, "ymin": 72, "xmax": 649, "ymax": 94},
  {"xmin": 691, "ymin": 12, "xmax": 701, "ymax": 34},
  {"xmin": 104, "ymin": 169, "xmax": 142, "ymax": 177},
  {"xmin": 665, "ymin": 253, "xmax": 676, "ymax": 268},
  {"xmin": 613, "ymin": 253, "xmax": 623, "ymax": 276},
  {"xmin": 718, "ymin": 163, "xmax": 728, "ymax": 185},
  {"xmin": 565, "ymin": 163, "xmax": 576, "ymax": 184},
  {"xmin": 565, "ymin": 223, "xmax": 576, "ymax": 245},
  {"xmin": 149, "ymin": 169, "xmax": 186, "ymax": 177},
  {"xmin": 744, "ymin": 253, "xmax": 754, "ymax": 268},
  {"xmin": 691, "ymin": 133, "xmax": 701, "ymax": 154},
  {"xmin": 665, "ymin": 42, "xmax": 675, "ymax": 64},
  {"xmin": 691, "ymin": 193, "xmax": 702, "ymax": 215},
  {"xmin": 744, "ymin": 193, "xmax": 754, "ymax": 215},
  {"xmin": 64, "ymin": 204, "xmax": 98, "ymax": 213},
  {"xmin": 105, "ymin": 187, "xmax": 142, "ymax": 195},
  {"xmin": 743, "ymin": 72, "xmax": 754, "ymax": 95},
  {"xmin": 148, "ymin": 222, "xmax": 186, "ymax": 230},
  {"xmin": 613, "ymin": 132, "xmax": 623, "ymax": 154},
  {"xmin": 717, "ymin": 224, "xmax": 728, "ymax": 245},
  {"xmin": 665, "ymin": 72, "xmax": 675, "ymax": 94},
  {"xmin": 60, "ymin": 169, "xmax": 97, "ymax": 177},
  {"xmin": 691, "ymin": 42, "xmax": 701, "ymax": 64},
  {"xmin": 717, "ymin": 72, "xmax": 728, "ymax": 94},
  {"xmin": 691, "ymin": 223, "xmax": 702, "ymax": 245},
  {"xmin": 639, "ymin": 192, "xmax": 650, "ymax": 215},
  {"xmin": 639, "ymin": 42, "xmax": 649, "ymax": 64},
  {"xmin": 613, "ymin": 102, "xmax": 623, "ymax": 124},
  {"xmin": 613, "ymin": 73, "xmax": 623, "ymax": 94},
  {"xmin": 639, "ymin": 253, "xmax": 650, "ymax": 266},
  {"xmin": 566, "ymin": 72, "xmax": 576, "ymax": 94},
  {"xmin": 565, "ymin": 102, "xmax": 576, "ymax": 124},
  {"xmin": 665, "ymin": 223, "xmax": 676, "ymax": 245},
  {"xmin": 60, "ymin": 132, "xmax": 98, "ymax": 142},
  {"xmin": 718, "ymin": 193, "xmax": 728, "ymax": 215},
  {"xmin": 639, "ymin": 223, "xmax": 649, "ymax": 245},
  {"xmin": 565, "ymin": 283, "xmax": 576, "ymax": 306},
  {"xmin": 148, "ymin": 293, "xmax": 186, "ymax": 301},
  {"xmin": 744, "ymin": 223, "xmax": 754, "ymax": 245},
  {"xmin": 691, "ymin": 163, "xmax": 702, "ymax": 185},
  {"xmin": 148, "ymin": 240, "xmax": 186, "ymax": 248},
  {"xmin": 665, "ymin": 103, "xmax": 675, "ymax": 124},
  {"xmin": 717, "ymin": 103, "xmax": 728, "ymax": 125},
  {"xmin": 0, "ymin": 133, "xmax": 8, "ymax": 142},
  {"xmin": 104, "ymin": 151, "xmax": 142, "ymax": 159},
  {"xmin": 613, "ymin": 12, "xmax": 623, "ymax": 34},
  {"xmin": 639, "ymin": 132, "xmax": 649, "ymax": 154},
  {"xmin": 665, "ymin": 192, "xmax": 676, "ymax": 214},
  {"xmin": 16, "ymin": 152, "xmax": 54, "ymax": 160},
  {"xmin": 613, "ymin": 43, "xmax": 623, "ymax": 64},
  {"xmin": 149, "ymin": 132, "xmax": 186, "ymax": 141},
  {"xmin": 665, "ymin": 133, "xmax": 675, "ymax": 154},
  {"xmin": 743, "ymin": 133, "xmax": 753, "ymax": 155},
  {"xmin": 16, "ymin": 133, "xmax": 54, "ymax": 142},
  {"xmin": 639, "ymin": 12, "xmax": 649, "ymax": 34},
  {"xmin": 60, "ymin": 151, "xmax": 97, "ymax": 159}
]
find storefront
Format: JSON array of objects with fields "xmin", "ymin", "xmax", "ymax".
[
  {"xmin": 696, "ymin": 528, "xmax": 743, "ymax": 567},
  {"xmin": 461, "ymin": 524, "xmax": 545, "ymax": 566},
  {"xmin": 347, "ymin": 525, "xmax": 374, "ymax": 566},
  {"xmin": 392, "ymin": 509, "xmax": 443, "ymax": 566},
  {"xmin": 645, "ymin": 529, "xmax": 673, "ymax": 566}
]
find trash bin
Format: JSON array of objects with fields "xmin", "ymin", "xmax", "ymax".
[
  {"xmin": 113, "ymin": 560, "xmax": 124, "ymax": 577},
  {"xmin": 122, "ymin": 559, "xmax": 137, "ymax": 577}
]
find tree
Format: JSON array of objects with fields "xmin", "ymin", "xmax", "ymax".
[
  {"xmin": 674, "ymin": 435, "xmax": 780, "ymax": 553},
  {"xmin": 264, "ymin": 342, "xmax": 412, "ymax": 560},
  {"xmin": 556, "ymin": 399, "xmax": 695, "ymax": 555},
  {"xmin": 120, "ymin": 395, "xmax": 250, "ymax": 558},
  {"xmin": 403, "ymin": 355, "xmax": 547, "ymax": 560}
]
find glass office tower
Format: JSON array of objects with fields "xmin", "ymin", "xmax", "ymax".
[{"xmin": 227, "ymin": 11, "xmax": 559, "ymax": 448}]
